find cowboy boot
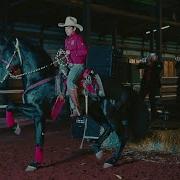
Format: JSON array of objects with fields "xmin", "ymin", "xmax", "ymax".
[{"xmin": 69, "ymin": 88, "xmax": 81, "ymax": 117}]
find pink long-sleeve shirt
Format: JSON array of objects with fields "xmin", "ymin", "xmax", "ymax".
[{"xmin": 65, "ymin": 32, "xmax": 88, "ymax": 64}]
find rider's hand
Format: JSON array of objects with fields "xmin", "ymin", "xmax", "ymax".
[
  {"xmin": 66, "ymin": 50, "xmax": 70, "ymax": 55},
  {"xmin": 58, "ymin": 94, "xmax": 64, "ymax": 100}
]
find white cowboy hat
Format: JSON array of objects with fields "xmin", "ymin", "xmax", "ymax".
[{"xmin": 58, "ymin": 16, "xmax": 83, "ymax": 32}]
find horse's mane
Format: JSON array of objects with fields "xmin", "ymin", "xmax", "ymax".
[{"xmin": 20, "ymin": 38, "xmax": 57, "ymax": 78}]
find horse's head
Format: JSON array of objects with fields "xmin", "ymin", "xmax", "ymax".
[{"xmin": 0, "ymin": 36, "xmax": 20, "ymax": 83}]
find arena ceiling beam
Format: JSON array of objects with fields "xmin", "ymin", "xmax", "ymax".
[{"xmin": 45, "ymin": 0, "xmax": 180, "ymax": 27}]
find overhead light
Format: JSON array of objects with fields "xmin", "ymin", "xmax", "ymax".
[
  {"xmin": 146, "ymin": 31, "xmax": 151, "ymax": 34},
  {"xmin": 146, "ymin": 25, "xmax": 170, "ymax": 34},
  {"xmin": 161, "ymin": 25, "xmax": 170, "ymax": 29}
]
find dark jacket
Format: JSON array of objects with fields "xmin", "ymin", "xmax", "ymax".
[{"xmin": 137, "ymin": 61, "xmax": 163, "ymax": 88}]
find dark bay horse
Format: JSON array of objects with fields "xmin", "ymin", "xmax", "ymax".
[{"xmin": 0, "ymin": 34, "xmax": 149, "ymax": 171}]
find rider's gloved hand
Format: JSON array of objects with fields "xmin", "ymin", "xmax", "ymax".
[{"xmin": 58, "ymin": 94, "xmax": 65, "ymax": 100}]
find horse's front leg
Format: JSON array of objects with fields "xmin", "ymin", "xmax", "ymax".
[
  {"xmin": 6, "ymin": 103, "xmax": 22, "ymax": 135},
  {"xmin": 6, "ymin": 103, "xmax": 36, "ymax": 135},
  {"xmin": 25, "ymin": 113, "xmax": 45, "ymax": 172}
]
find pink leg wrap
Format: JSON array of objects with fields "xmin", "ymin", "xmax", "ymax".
[
  {"xmin": 35, "ymin": 146, "xmax": 43, "ymax": 163},
  {"xmin": 6, "ymin": 111, "xmax": 15, "ymax": 128}
]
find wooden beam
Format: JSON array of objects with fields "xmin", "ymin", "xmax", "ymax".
[{"xmin": 45, "ymin": 0, "xmax": 180, "ymax": 27}]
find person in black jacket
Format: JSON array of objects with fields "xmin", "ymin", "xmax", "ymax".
[{"xmin": 138, "ymin": 53, "xmax": 163, "ymax": 121}]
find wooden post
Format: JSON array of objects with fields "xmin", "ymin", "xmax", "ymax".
[
  {"xmin": 141, "ymin": 36, "xmax": 145, "ymax": 57},
  {"xmin": 83, "ymin": 0, "xmax": 91, "ymax": 66},
  {"xmin": 83, "ymin": 0, "xmax": 91, "ymax": 45},
  {"xmin": 156, "ymin": 0, "xmax": 162, "ymax": 61},
  {"xmin": 1, "ymin": 0, "xmax": 9, "ymax": 33},
  {"xmin": 39, "ymin": 25, "xmax": 45, "ymax": 48},
  {"xmin": 150, "ymin": 30, "xmax": 154, "ymax": 52}
]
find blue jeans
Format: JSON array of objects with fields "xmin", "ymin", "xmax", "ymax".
[
  {"xmin": 67, "ymin": 64, "xmax": 84, "ymax": 111},
  {"xmin": 67, "ymin": 64, "xmax": 84, "ymax": 90}
]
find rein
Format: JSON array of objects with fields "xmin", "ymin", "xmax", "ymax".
[
  {"xmin": 0, "ymin": 41, "xmax": 67, "ymax": 81},
  {"xmin": 0, "ymin": 41, "xmax": 69, "ymax": 99},
  {"xmin": 9, "ymin": 55, "xmax": 67, "ymax": 79}
]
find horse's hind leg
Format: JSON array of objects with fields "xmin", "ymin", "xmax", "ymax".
[
  {"xmin": 88, "ymin": 100, "xmax": 112, "ymax": 159},
  {"xmin": 103, "ymin": 95, "xmax": 129, "ymax": 168},
  {"xmin": 90, "ymin": 120, "xmax": 112, "ymax": 159},
  {"xmin": 104, "ymin": 120, "xmax": 129, "ymax": 168}
]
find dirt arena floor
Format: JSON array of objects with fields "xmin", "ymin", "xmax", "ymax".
[{"xmin": 0, "ymin": 121, "xmax": 180, "ymax": 180}]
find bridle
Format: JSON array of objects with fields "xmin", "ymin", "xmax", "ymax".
[
  {"xmin": 0, "ymin": 38, "xmax": 20, "ymax": 83},
  {"xmin": 0, "ymin": 38, "xmax": 68, "ymax": 83}
]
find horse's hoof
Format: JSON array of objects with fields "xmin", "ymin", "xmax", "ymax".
[
  {"xmin": 25, "ymin": 165, "xmax": 37, "ymax": 172},
  {"xmin": 103, "ymin": 163, "xmax": 113, "ymax": 169},
  {"xmin": 11, "ymin": 124, "xmax": 21, "ymax": 135},
  {"xmin": 25, "ymin": 162, "xmax": 39, "ymax": 172},
  {"xmin": 96, "ymin": 150, "xmax": 103, "ymax": 160},
  {"xmin": 103, "ymin": 157, "xmax": 117, "ymax": 168},
  {"xmin": 14, "ymin": 124, "xmax": 21, "ymax": 135}
]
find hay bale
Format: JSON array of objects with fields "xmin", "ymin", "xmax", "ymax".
[
  {"xmin": 101, "ymin": 128, "xmax": 180, "ymax": 154},
  {"xmin": 128, "ymin": 129, "xmax": 180, "ymax": 153}
]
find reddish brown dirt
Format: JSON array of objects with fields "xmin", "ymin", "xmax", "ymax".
[{"xmin": 0, "ymin": 122, "xmax": 180, "ymax": 180}]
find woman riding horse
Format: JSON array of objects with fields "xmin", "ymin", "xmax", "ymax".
[
  {"xmin": 58, "ymin": 16, "xmax": 88, "ymax": 117},
  {"xmin": 0, "ymin": 34, "xmax": 149, "ymax": 171}
]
